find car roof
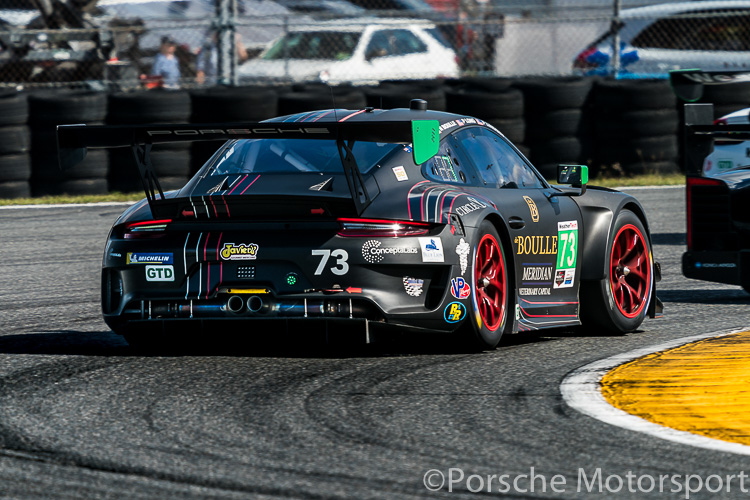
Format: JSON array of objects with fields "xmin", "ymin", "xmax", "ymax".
[
  {"xmin": 285, "ymin": 16, "xmax": 437, "ymax": 32},
  {"xmin": 621, "ymin": 0, "xmax": 750, "ymax": 17}
]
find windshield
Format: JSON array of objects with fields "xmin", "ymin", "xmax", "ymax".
[
  {"xmin": 208, "ymin": 138, "xmax": 401, "ymax": 175},
  {"xmin": 263, "ymin": 31, "xmax": 361, "ymax": 60}
]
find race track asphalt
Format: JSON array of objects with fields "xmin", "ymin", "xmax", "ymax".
[{"xmin": 0, "ymin": 186, "xmax": 748, "ymax": 499}]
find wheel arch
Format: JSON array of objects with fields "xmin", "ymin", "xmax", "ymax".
[
  {"xmin": 578, "ymin": 193, "xmax": 652, "ymax": 281},
  {"xmin": 480, "ymin": 212, "xmax": 518, "ymax": 303}
]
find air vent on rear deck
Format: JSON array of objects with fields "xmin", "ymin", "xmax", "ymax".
[{"xmin": 237, "ymin": 266, "xmax": 256, "ymax": 279}]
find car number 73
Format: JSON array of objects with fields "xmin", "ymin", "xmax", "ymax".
[{"xmin": 312, "ymin": 249, "xmax": 349, "ymax": 275}]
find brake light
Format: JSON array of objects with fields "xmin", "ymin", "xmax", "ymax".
[
  {"xmin": 337, "ymin": 218, "xmax": 431, "ymax": 237},
  {"xmin": 686, "ymin": 177, "xmax": 723, "ymax": 249},
  {"xmin": 124, "ymin": 219, "xmax": 171, "ymax": 239}
]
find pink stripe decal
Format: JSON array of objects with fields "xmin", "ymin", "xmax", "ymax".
[
  {"xmin": 406, "ymin": 181, "xmax": 429, "ymax": 219},
  {"xmin": 227, "ymin": 174, "xmax": 248, "ymax": 195},
  {"xmin": 520, "ymin": 299, "xmax": 579, "ymax": 305},
  {"xmin": 338, "ymin": 110, "xmax": 365, "ymax": 122},
  {"xmin": 240, "ymin": 174, "xmax": 261, "ymax": 195},
  {"xmin": 222, "ymin": 194, "xmax": 230, "ymax": 218},
  {"xmin": 312, "ymin": 110, "xmax": 334, "ymax": 122}
]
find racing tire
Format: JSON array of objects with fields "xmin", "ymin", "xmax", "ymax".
[
  {"xmin": 580, "ymin": 210, "xmax": 653, "ymax": 333},
  {"xmin": 445, "ymin": 88, "xmax": 524, "ymax": 119},
  {"xmin": 364, "ymin": 85, "xmax": 447, "ymax": 111},
  {"xmin": 0, "ymin": 154, "xmax": 31, "ymax": 182},
  {"xmin": 0, "ymin": 126, "xmax": 30, "ymax": 154},
  {"xmin": 32, "ymin": 178, "xmax": 108, "ymax": 196},
  {"xmin": 461, "ymin": 221, "xmax": 511, "ymax": 350},
  {"xmin": 486, "ymin": 117, "xmax": 525, "ymax": 144},
  {"xmin": 107, "ymin": 91, "xmax": 191, "ymax": 124},
  {"xmin": 0, "ymin": 181, "xmax": 30, "ymax": 199},
  {"xmin": 513, "ymin": 77, "xmax": 593, "ymax": 111},
  {"xmin": 0, "ymin": 92, "xmax": 29, "ymax": 126},
  {"xmin": 28, "ymin": 91, "xmax": 107, "ymax": 125},
  {"xmin": 593, "ymin": 80, "xmax": 675, "ymax": 111}
]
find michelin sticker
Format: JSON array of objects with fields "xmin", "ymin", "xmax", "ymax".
[
  {"xmin": 455, "ymin": 238, "xmax": 470, "ymax": 275},
  {"xmin": 127, "ymin": 253, "xmax": 173, "ymax": 265},
  {"xmin": 418, "ymin": 237, "xmax": 444, "ymax": 263},
  {"xmin": 554, "ymin": 220, "xmax": 578, "ymax": 289}
]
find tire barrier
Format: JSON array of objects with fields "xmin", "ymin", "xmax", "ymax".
[
  {"xmin": 28, "ymin": 90, "xmax": 108, "ymax": 196},
  {"xmin": 1, "ymin": 78, "xmax": 703, "ymax": 200},
  {"xmin": 107, "ymin": 90, "xmax": 191, "ymax": 193},
  {"xmin": 277, "ymin": 87, "xmax": 367, "ymax": 116},
  {"xmin": 513, "ymin": 77, "xmax": 593, "ymax": 179},
  {"xmin": 445, "ymin": 84, "xmax": 526, "ymax": 151},
  {"xmin": 364, "ymin": 82, "xmax": 447, "ymax": 111},
  {"xmin": 0, "ymin": 92, "xmax": 31, "ymax": 198},
  {"xmin": 189, "ymin": 86, "xmax": 280, "ymax": 174},
  {"xmin": 591, "ymin": 79, "xmax": 679, "ymax": 176}
]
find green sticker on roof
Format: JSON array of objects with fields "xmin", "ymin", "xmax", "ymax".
[{"xmin": 412, "ymin": 120, "xmax": 439, "ymax": 165}]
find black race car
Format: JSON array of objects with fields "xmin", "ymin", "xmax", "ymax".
[
  {"xmin": 671, "ymin": 70, "xmax": 750, "ymax": 294},
  {"xmin": 58, "ymin": 99, "xmax": 662, "ymax": 349}
]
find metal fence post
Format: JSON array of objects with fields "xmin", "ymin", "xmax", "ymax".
[
  {"xmin": 612, "ymin": 0, "xmax": 621, "ymax": 78},
  {"xmin": 216, "ymin": 0, "xmax": 238, "ymax": 86}
]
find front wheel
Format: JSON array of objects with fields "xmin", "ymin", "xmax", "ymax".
[
  {"xmin": 460, "ymin": 221, "xmax": 511, "ymax": 350},
  {"xmin": 581, "ymin": 209, "xmax": 653, "ymax": 333}
]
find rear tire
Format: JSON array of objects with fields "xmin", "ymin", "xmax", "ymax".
[
  {"xmin": 581, "ymin": 210, "xmax": 653, "ymax": 333},
  {"xmin": 461, "ymin": 221, "xmax": 511, "ymax": 350}
]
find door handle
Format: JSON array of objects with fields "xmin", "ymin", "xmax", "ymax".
[{"xmin": 509, "ymin": 216, "xmax": 525, "ymax": 230}]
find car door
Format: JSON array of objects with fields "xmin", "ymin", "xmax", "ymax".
[{"xmin": 451, "ymin": 126, "xmax": 583, "ymax": 326}]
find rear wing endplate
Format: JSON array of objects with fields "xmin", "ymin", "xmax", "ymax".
[{"xmin": 57, "ymin": 120, "xmax": 439, "ymax": 216}]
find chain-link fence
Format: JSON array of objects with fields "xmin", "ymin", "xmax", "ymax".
[{"xmin": 0, "ymin": 0, "xmax": 749, "ymax": 88}]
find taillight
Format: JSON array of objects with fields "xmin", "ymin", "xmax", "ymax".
[
  {"xmin": 686, "ymin": 177, "xmax": 723, "ymax": 249},
  {"xmin": 124, "ymin": 219, "xmax": 171, "ymax": 239},
  {"xmin": 337, "ymin": 218, "xmax": 431, "ymax": 237}
]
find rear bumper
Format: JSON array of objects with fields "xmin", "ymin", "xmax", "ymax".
[{"xmin": 682, "ymin": 250, "xmax": 750, "ymax": 286}]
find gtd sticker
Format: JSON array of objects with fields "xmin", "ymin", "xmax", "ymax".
[
  {"xmin": 418, "ymin": 237, "xmax": 444, "ymax": 263},
  {"xmin": 127, "ymin": 252, "xmax": 173, "ymax": 265},
  {"xmin": 444, "ymin": 301, "xmax": 466, "ymax": 323},
  {"xmin": 145, "ymin": 265, "xmax": 174, "ymax": 282},
  {"xmin": 450, "ymin": 277, "xmax": 471, "ymax": 299}
]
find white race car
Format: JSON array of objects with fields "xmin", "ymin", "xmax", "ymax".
[{"xmin": 703, "ymin": 107, "xmax": 750, "ymax": 177}]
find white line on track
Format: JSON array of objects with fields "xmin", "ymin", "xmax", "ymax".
[
  {"xmin": 0, "ymin": 202, "xmax": 136, "ymax": 210},
  {"xmin": 561, "ymin": 327, "xmax": 750, "ymax": 456}
]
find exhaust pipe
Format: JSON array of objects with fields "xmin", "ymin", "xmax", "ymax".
[
  {"xmin": 227, "ymin": 295, "xmax": 244, "ymax": 313},
  {"xmin": 247, "ymin": 295, "xmax": 264, "ymax": 313}
]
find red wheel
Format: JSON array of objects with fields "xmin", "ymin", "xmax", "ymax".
[
  {"xmin": 461, "ymin": 221, "xmax": 510, "ymax": 350},
  {"xmin": 475, "ymin": 233, "xmax": 507, "ymax": 332},
  {"xmin": 581, "ymin": 210, "xmax": 653, "ymax": 333},
  {"xmin": 609, "ymin": 223, "xmax": 651, "ymax": 318}
]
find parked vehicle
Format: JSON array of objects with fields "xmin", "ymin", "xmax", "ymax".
[
  {"xmin": 574, "ymin": 1, "xmax": 750, "ymax": 78},
  {"xmin": 238, "ymin": 18, "xmax": 459, "ymax": 84}
]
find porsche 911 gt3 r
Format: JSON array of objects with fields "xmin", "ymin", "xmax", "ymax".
[{"xmin": 57, "ymin": 99, "xmax": 662, "ymax": 349}]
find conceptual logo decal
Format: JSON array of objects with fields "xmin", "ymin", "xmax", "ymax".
[
  {"xmin": 362, "ymin": 240, "xmax": 418, "ymax": 264},
  {"xmin": 450, "ymin": 277, "xmax": 471, "ymax": 299},
  {"xmin": 221, "ymin": 243, "xmax": 259, "ymax": 260}
]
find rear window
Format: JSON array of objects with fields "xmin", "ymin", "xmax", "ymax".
[
  {"xmin": 208, "ymin": 138, "xmax": 401, "ymax": 175},
  {"xmin": 632, "ymin": 10, "xmax": 750, "ymax": 51},
  {"xmin": 263, "ymin": 31, "xmax": 361, "ymax": 60}
]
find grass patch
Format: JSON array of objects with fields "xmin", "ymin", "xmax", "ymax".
[
  {"xmin": 0, "ymin": 192, "xmax": 141, "ymax": 206},
  {"xmin": 0, "ymin": 174, "xmax": 686, "ymax": 206}
]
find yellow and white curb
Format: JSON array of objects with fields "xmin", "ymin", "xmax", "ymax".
[{"xmin": 561, "ymin": 328, "xmax": 750, "ymax": 456}]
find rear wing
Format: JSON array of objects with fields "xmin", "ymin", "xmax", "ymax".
[
  {"xmin": 57, "ymin": 119, "xmax": 439, "ymax": 217},
  {"xmin": 670, "ymin": 70, "xmax": 750, "ymax": 175}
]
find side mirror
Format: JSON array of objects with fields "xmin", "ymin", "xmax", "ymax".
[{"xmin": 551, "ymin": 164, "xmax": 588, "ymax": 198}]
